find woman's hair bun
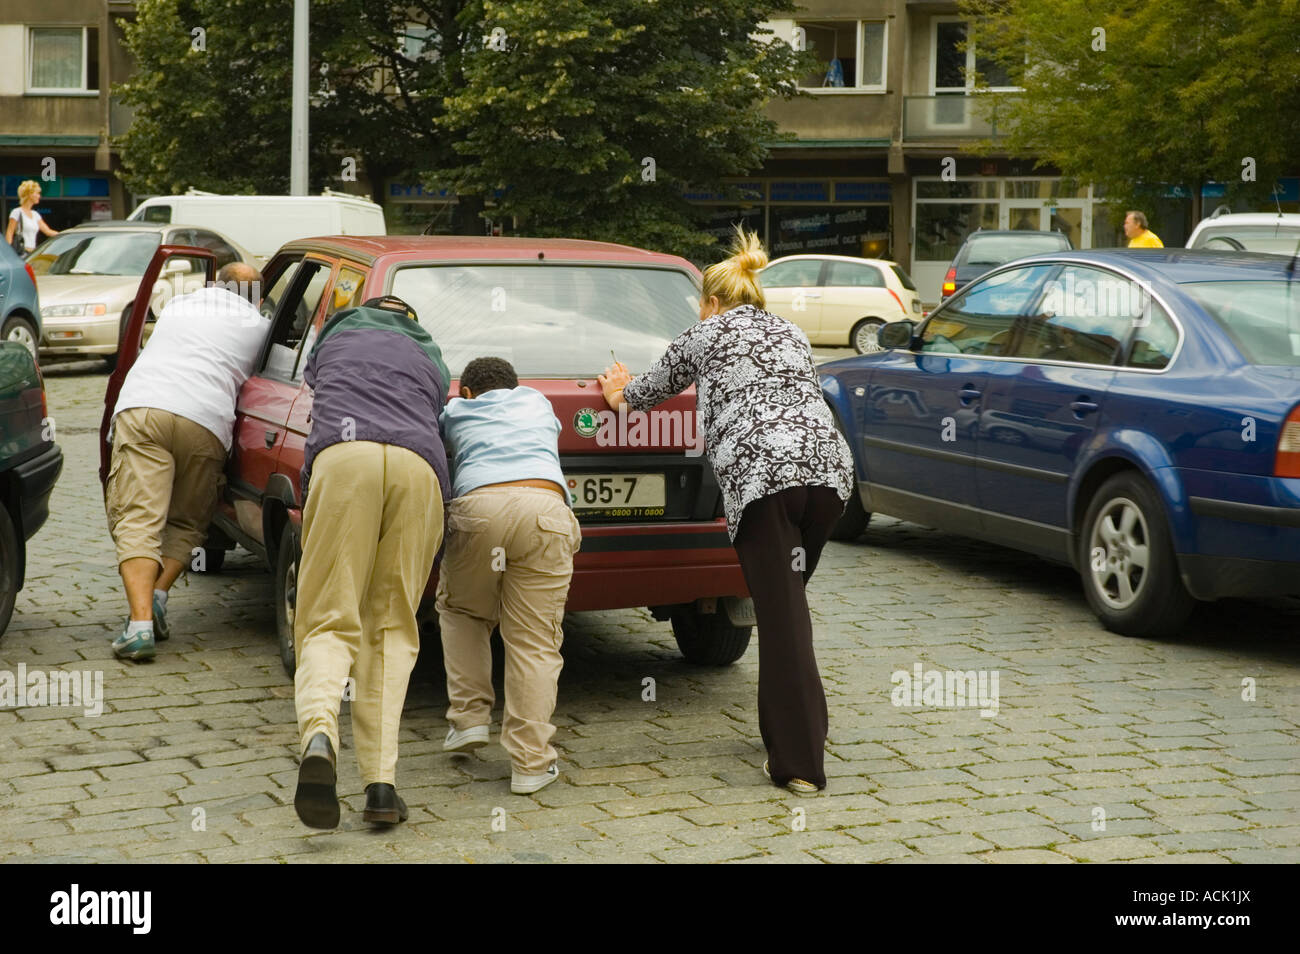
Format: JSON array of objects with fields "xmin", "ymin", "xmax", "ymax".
[{"xmin": 731, "ymin": 228, "xmax": 768, "ymax": 274}]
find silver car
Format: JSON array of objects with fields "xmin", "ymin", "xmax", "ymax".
[
  {"xmin": 27, "ymin": 221, "xmax": 255, "ymax": 368},
  {"xmin": 0, "ymin": 242, "xmax": 41, "ymax": 357}
]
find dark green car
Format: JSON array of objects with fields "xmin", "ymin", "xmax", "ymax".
[{"xmin": 0, "ymin": 342, "xmax": 62, "ymax": 636}]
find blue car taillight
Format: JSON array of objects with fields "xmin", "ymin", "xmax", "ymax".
[{"xmin": 1276, "ymin": 404, "xmax": 1300, "ymax": 478}]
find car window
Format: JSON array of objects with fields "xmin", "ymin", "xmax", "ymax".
[
  {"xmin": 26, "ymin": 230, "xmax": 161, "ymax": 276},
  {"xmin": 189, "ymin": 230, "xmax": 240, "ymax": 269},
  {"xmin": 163, "ymin": 230, "xmax": 208, "ymax": 274},
  {"xmin": 826, "ymin": 262, "xmax": 885, "ymax": 288},
  {"xmin": 890, "ymin": 264, "xmax": 917, "ymax": 291},
  {"xmin": 1006, "ymin": 265, "xmax": 1134, "ymax": 365},
  {"xmin": 1180, "ymin": 280, "xmax": 1300, "ymax": 367},
  {"xmin": 957, "ymin": 234, "xmax": 1071, "ymax": 267},
  {"xmin": 1126, "ymin": 301, "xmax": 1178, "ymax": 370},
  {"xmin": 921, "ymin": 264, "xmax": 1056, "ymax": 356},
  {"xmin": 761, "ymin": 259, "xmax": 823, "ymax": 288},
  {"xmin": 260, "ymin": 258, "xmax": 329, "ymax": 380},
  {"xmin": 1192, "ymin": 226, "xmax": 1300, "ymax": 254},
  {"xmin": 140, "ymin": 205, "xmax": 171, "ymax": 224}
]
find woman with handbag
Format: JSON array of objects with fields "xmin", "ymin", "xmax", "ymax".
[
  {"xmin": 598, "ymin": 228, "xmax": 855, "ymax": 794},
  {"xmin": 6, "ymin": 180, "xmax": 60, "ymax": 255}
]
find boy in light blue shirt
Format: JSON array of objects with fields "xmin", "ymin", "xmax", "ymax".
[{"xmin": 436, "ymin": 357, "xmax": 581, "ymax": 795}]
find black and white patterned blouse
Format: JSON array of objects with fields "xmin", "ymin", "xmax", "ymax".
[{"xmin": 622, "ymin": 303, "xmax": 855, "ymax": 541}]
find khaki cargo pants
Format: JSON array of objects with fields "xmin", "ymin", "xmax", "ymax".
[
  {"xmin": 436, "ymin": 486, "xmax": 581, "ymax": 774},
  {"xmin": 293, "ymin": 440, "xmax": 443, "ymax": 786},
  {"xmin": 105, "ymin": 407, "xmax": 226, "ymax": 567}
]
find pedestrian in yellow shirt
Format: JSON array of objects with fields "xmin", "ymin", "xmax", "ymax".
[{"xmin": 1124, "ymin": 210, "xmax": 1163, "ymax": 247}]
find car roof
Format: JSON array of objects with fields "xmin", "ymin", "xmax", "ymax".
[
  {"xmin": 274, "ymin": 235, "xmax": 699, "ymax": 271},
  {"xmin": 963, "ymin": 230, "xmax": 1069, "ymax": 240},
  {"xmin": 1193, "ymin": 213, "xmax": 1300, "ymax": 227},
  {"xmin": 1003, "ymin": 247, "xmax": 1300, "ymax": 283},
  {"xmin": 764, "ymin": 254, "xmax": 901, "ymax": 267}
]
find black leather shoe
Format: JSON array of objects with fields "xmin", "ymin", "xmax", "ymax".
[
  {"xmin": 363, "ymin": 782, "xmax": 409, "ymax": 826},
  {"xmin": 295, "ymin": 733, "xmax": 339, "ymax": 829}
]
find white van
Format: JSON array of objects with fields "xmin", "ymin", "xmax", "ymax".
[{"xmin": 127, "ymin": 189, "xmax": 386, "ymax": 263}]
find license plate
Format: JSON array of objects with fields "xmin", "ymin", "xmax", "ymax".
[{"xmin": 565, "ymin": 473, "xmax": 665, "ymax": 515}]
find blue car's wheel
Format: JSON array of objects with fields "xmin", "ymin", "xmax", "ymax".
[{"xmin": 1079, "ymin": 472, "xmax": 1194, "ymax": 637}]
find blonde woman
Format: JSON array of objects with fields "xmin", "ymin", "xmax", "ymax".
[
  {"xmin": 599, "ymin": 229, "xmax": 854, "ymax": 793},
  {"xmin": 6, "ymin": 180, "xmax": 59, "ymax": 254}
]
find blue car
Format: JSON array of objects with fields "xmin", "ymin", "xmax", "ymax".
[
  {"xmin": 0, "ymin": 241, "xmax": 41, "ymax": 358},
  {"xmin": 821, "ymin": 249, "xmax": 1300, "ymax": 638}
]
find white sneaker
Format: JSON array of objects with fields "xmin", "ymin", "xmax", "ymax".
[
  {"xmin": 444, "ymin": 724, "xmax": 489, "ymax": 752},
  {"xmin": 763, "ymin": 759, "xmax": 820, "ymax": 795},
  {"xmin": 511, "ymin": 762, "xmax": 559, "ymax": 795}
]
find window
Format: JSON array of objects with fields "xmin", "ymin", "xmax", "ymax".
[
  {"xmin": 827, "ymin": 262, "xmax": 885, "ymax": 288},
  {"xmin": 28, "ymin": 27, "xmax": 99, "ymax": 93},
  {"xmin": 140, "ymin": 205, "xmax": 171, "ymax": 224},
  {"xmin": 187, "ymin": 230, "xmax": 241, "ymax": 270},
  {"xmin": 325, "ymin": 265, "xmax": 368, "ymax": 318},
  {"xmin": 1008, "ymin": 266, "xmax": 1131, "ymax": 365},
  {"xmin": 1126, "ymin": 303, "xmax": 1178, "ymax": 370},
  {"xmin": 797, "ymin": 21, "xmax": 886, "ymax": 90},
  {"xmin": 932, "ymin": 19, "xmax": 1013, "ymax": 93},
  {"xmin": 260, "ymin": 259, "xmax": 329, "ymax": 380},
  {"xmin": 760, "ymin": 259, "xmax": 824, "ymax": 288},
  {"xmin": 921, "ymin": 265, "xmax": 1055, "ymax": 356},
  {"xmin": 401, "ymin": 24, "xmax": 440, "ymax": 62}
]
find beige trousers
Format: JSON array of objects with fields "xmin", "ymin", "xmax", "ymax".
[
  {"xmin": 293, "ymin": 440, "xmax": 443, "ymax": 786},
  {"xmin": 436, "ymin": 486, "xmax": 581, "ymax": 774},
  {"xmin": 105, "ymin": 407, "xmax": 226, "ymax": 567}
]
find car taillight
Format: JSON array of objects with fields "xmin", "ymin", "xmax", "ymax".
[
  {"xmin": 941, "ymin": 267, "xmax": 957, "ymax": 297},
  {"xmin": 1276, "ymin": 404, "xmax": 1300, "ymax": 477},
  {"xmin": 24, "ymin": 263, "xmax": 36, "ymax": 286},
  {"xmin": 887, "ymin": 288, "xmax": 906, "ymax": 314}
]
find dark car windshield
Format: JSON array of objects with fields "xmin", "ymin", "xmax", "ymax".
[
  {"xmin": 1180, "ymin": 280, "xmax": 1300, "ymax": 366},
  {"xmin": 27, "ymin": 231, "xmax": 162, "ymax": 277},
  {"xmin": 1190, "ymin": 225, "xmax": 1300, "ymax": 254},
  {"xmin": 957, "ymin": 233, "xmax": 1071, "ymax": 267},
  {"xmin": 390, "ymin": 264, "xmax": 700, "ymax": 377}
]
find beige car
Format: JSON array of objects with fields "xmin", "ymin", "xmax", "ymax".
[
  {"xmin": 761, "ymin": 254, "xmax": 922, "ymax": 353},
  {"xmin": 27, "ymin": 221, "xmax": 255, "ymax": 368}
]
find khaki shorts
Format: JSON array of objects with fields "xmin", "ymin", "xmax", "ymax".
[{"xmin": 105, "ymin": 407, "xmax": 226, "ymax": 568}]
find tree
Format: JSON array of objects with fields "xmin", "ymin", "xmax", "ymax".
[
  {"xmin": 439, "ymin": 0, "xmax": 809, "ymax": 258},
  {"xmin": 961, "ymin": 0, "xmax": 1300, "ymax": 224}
]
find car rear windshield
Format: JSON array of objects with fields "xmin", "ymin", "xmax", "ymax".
[
  {"xmin": 1180, "ymin": 280, "xmax": 1300, "ymax": 366},
  {"xmin": 890, "ymin": 264, "xmax": 917, "ymax": 291},
  {"xmin": 27, "ymin": 231, "xmax": 161, "ymax": 277},
  {"xmin": 957, "ymin": 234, "xmax": 1070, "ymax": 267},
  {"xmin": 1190, "ymin": 225, "xmax": 1300, "ymax": 254},
  {"xmin": 389, "ymin": 264, "xmax": 700, "ymax": 377}
]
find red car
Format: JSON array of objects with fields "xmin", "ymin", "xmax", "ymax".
[{"xmin": 104, "ymin": 236, "xmax": 753, "ymax": 674}]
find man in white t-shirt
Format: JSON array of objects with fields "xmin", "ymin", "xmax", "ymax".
[{"xmin": 105, "ymin": 262, "xmax": 271, "ymax": 660}]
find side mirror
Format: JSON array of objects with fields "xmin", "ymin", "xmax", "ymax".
[
  {"xmin": 879, "ymin": 320, "xmax": 915, "ymax": 350},
  {"xmin": 164, "ymin": 259, "xmax": 192, "ymax": 275}
]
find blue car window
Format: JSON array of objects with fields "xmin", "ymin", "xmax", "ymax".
[
  {"xmin": 921, "ymin": 264, "xmax": 1056, "ymax": 357},
  {"xmin": 1009, "ymin": 265, "xmax": 1137, "ymax": 365}
]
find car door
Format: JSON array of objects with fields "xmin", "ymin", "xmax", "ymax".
[
  {"xmin": 225, "ymin": 255, "xmax": 332, "ymax": 545},
  {"xmin": 975, "ymin": 264, "xmax": 1131, "ymax": 554},
  {"xmin": 759, "ymin": 259, "xmax": 825, "ymax": 342},
  {"xmin": 865, "ymin": 264, "xmax": 1057, "ymax": 536},
  {"xmin": 823, "ymin": 260, "xmax": 903, "ymax": 347}
]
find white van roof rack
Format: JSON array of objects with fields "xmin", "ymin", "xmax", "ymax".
[
  {"xmin": 183, "ymin": 187, "xmax": 220, "ymax": 196},
  {"xmin": 321, "ymin": 187, "xmax": 372, "ymax": 202}
]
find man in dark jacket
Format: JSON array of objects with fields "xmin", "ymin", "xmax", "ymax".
[{"xmin": 292, "ymin": 296, "xmax": 450, "ymax": 830}]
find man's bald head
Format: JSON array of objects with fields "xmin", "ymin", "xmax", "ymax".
[{"xmin": 213, "ymin": 262, "xmax": 264, "ymax": 307}]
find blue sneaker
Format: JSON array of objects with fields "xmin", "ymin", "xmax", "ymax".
[
  {"xmin": 112, "ymin": 624, "xmax": 155, "ymax": 661},
  {"xmin": 153, "ymin": 592, "xmax": 170, "ymax": 642}
]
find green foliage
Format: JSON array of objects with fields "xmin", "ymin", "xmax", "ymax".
[
  {"xmin": 116, "ymin": 0, "xmax": 810, "ymax": 256},
  {"xmin": 961, "ymin": 0, "xmax": 1300, "ymax": 217}
]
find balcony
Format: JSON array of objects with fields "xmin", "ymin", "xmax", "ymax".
[{"xmin": 903, "ymin": 95, "xmax": 1009, "ymax": 141}]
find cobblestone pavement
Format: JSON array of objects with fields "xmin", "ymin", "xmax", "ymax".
[{"xmin": 1, "ymin": 359, "xmax": 1298, "ymax": 864}]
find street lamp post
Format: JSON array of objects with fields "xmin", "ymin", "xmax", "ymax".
[{"xmin": 290, "ymin": 0, "xmax": 308, "ymax": 195}]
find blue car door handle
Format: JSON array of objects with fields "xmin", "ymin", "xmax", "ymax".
[
  {"xmin": 1071, "ymin": 399, "xmax": 1099, "ymax": 416},
  {"xmin": 958, "ymin": 387, "xmax": 982, "ymax": 405}
]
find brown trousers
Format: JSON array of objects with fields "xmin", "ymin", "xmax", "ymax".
[{"xmin": 733, "ymin": 485, "xmax": 844, "ymax": 789}]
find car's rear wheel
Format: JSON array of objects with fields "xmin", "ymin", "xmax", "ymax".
[
  {"xmin": 0, "ymin": 505, "xmax": 20, "ymax": 639},
  {"xmin": 671, "ymin": 606, "xmax": 752, "ymax": 665},
  {"xmin": 851, "ymin": 318, "xmax": 886, "ymax": 354},
  {"xmin": 274, "ymin": 524, "xmax": 300, "ymax": 678},
  {"xmin": 1078, "ymin": 472, "xmax": 1194, "ymax": 637},
  {"xmin": 2, "ymin": 315, "xmax": 38, "ymax": 358}
]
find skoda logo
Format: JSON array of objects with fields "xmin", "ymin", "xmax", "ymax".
[{"xmin": 573, "ymin": 408, "xmax": 600, "ymax": 438}]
